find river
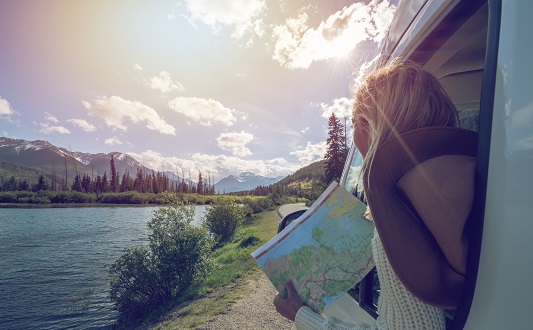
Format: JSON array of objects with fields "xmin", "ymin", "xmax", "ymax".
[{"xmin": 0, "ymin": 205, "xmax": 209, "ymax": 330}]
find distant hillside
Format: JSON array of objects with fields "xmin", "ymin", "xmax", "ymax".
[
  {"xmin": 229, "ymin": 159, "xmax": 327, "ymax": 202},
  {"xmin": 0, "ymin": 137, "xmax": 173, "ymax": 186},
  {"xmin": 214, "ymin": 172, "xmax": 284, "ymax": 193},
  {"xmin": 275, "ymin": 159, "xmax": 326, "ymax": 187},
  {"xmin": 0, "ymin": 161, "xmax": 56, "ymax": 184}
]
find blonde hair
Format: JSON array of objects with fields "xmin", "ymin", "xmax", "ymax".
[{"xmin": 353, "ymin": 59, "xmax": 459, "ymax": 185}]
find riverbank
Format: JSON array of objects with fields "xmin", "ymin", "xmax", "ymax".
[{"xmin": 134, "ymin": 209, "xmax": 292, "ymax": 329}]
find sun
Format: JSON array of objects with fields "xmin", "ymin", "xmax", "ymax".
[{"xmin": 329, "ymin": 39, "xmax": 354, "ymax": 60}]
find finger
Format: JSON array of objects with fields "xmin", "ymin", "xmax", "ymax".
[
  {"xmin": 286, "ymin": 281, "xmax": 297, "ymax": 297},
  {"xmin": 273, "ymin": 294, "xmax": 285, "ymax": 313},
  {"xmin": 277, "ymin": 283, "xmax": 288, "ymax": 298}
]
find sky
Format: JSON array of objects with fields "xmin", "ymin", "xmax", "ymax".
[{"xmin": 0, "ymin": 0, "xmax": 396, "ymax": 180}]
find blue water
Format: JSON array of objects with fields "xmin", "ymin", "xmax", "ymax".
[{"xmin": 0, "ymin": 205, "xmax": 208, "ymax": 330}]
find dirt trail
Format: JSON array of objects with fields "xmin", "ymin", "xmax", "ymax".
[{"xmin": 195, "ymin": 273, "xmax": 294, "ymax": 330}]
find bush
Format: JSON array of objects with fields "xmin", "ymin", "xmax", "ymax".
[
  {"xmin": 109, "ymin": 203, "xmax": 213, "ymax": 322},
  {"xmin": 148, "ymin": 206, "xmax": 213, "ymax": 295},
  {"xmin": 242, "ymin": 197, "xmax": 262, "ymax": 214},
  {"xmin": 71, "ymin": 191, "xmax": 96, "ymax": 203},
  {"xmin": 239, "ymin": 235, "xmax": 260, "ymax": 248},
  {"xmin": 109, "ymin": 247, "xmax": 157, "ymax": 319},
  {"xmin": 49, "ymin": 191, "xmax": 73, "ymax": 203},
  {"xmin": 0, "ymin": 191, "xmax": 18, "ymax": 203},
  {"xmin": 28, "ymin": 196, "xmax": 51, "ymax": 204},
  {"xmin": 241, "ymin": 204, "xmax": 254, "ymax": 219},
  {"xmin": 203, "ymin": 200, "xmax": 245, "ymax": 243}
]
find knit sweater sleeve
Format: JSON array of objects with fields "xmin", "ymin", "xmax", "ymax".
[{"xmin": 294, "ymin": 230, "xmax": 446, "ymax": 330}]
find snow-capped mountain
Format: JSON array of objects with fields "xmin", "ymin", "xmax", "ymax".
[
  {"xmin": 0, "ymin": 137, "xmax": 281, "ymax": 192},
  {"xmin": 0, "ymin": 137, "xmax": 151, "ymax": 180},
  {"xmin": 214, "ymin": 172, "xmax": 284, "ymax": 193}
]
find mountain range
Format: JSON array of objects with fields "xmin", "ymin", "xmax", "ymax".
[
  {"xmin": 215, "ymin": 172, "xmax": 284, "ymax": 194},
  {"xmin": 0, "ymin": 137, "xmax": 284, "ymax": 192}
]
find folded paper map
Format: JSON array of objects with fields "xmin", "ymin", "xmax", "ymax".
[{"xmin": 252, "ymin": 181, "xmax": 375, "ymax": 313}]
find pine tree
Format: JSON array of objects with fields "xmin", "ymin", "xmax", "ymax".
[
  {"xmin": 81, "ymin": 174, "xmax": 91, "ymax": 193},
  {"xmin": 102, "ymin": 172, "xmax": 109, "ymax": 193},
  {"xmin": 197, "ymin": 171, "xmax": 204, "ymax": 195},
  {"xmin": 324, "ymin": 113, "xmax": 348, "ymax": 184},
  {"xmin": 120, "ymin": 170, "xmax": 132, "ymax": 192},
  {"xmin": 110, "ymin": 154, "xmax": 119, "ymax": 193},
  {"xmin": 36, "ymin": 174, "xmax": 49, "ymax": 191},
  {"xmin": 134, "ymin": 168, "xmax": 143, "ymax": 192},
  {"xmin": 18, "ymin": 179, "xmax": 29, "ymax": 191},
  {"xmin": 95, "ymin": 175, "xmax": 102, "ymax": 194},
  {"xmin": 71, "ymin": 174, "xmax": 82, "ymax": 192}
]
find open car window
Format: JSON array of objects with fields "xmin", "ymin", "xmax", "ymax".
[{"xmin": 340, "ymin": 146, "xmax": 366, "ymax": 205}]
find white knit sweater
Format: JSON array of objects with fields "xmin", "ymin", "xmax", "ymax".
[{"xmin": 295, "ymin": 230, "xmax": 446, "ymax": 330}]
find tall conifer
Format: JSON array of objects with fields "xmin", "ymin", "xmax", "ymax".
[{"xmin": 324, "ymin": 113, "xmax": 348, "ymax": 183}]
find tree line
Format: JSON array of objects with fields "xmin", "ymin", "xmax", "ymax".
[
  {"xmin": 1, "ymin": 112, "xmax": 350, "ymax": 200},
  {"xmin": 0, "ymin": 155, "xmax": 215, "ymax": 195}
]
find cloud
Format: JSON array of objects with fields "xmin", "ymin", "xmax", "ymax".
[
  {"xmin": 0, "ymin": 96, "xmax": 20, "ymax": 123},
  {"xmin": 216, "ymin": 130, "xmax": 254, "ymax": 156},
  {"xmin": 183, "ymin": 0, "xmax": 266, "ymax": 39},
  {"xmin": 168, "ymin": 97, "xmax": 237, "ymax": 126},
  {"xmin": 512, "ymin": 102, "xmax": 533, "ymax": 128},
  {"xmin": 127, "ymin": 150, "xmax": 298, "ymax": 179},
  {"xmin": 271, "ymin": 0, "xmax": 395, "ymax": 69},
  {"xmin": 318, "ymin": 97, "xmax": 353, "ymax": 119},
  {"xmin": 133, "ymin": 63, "xmax": 143, "ymax": 72},
  {"xmin": 44, "ymin": 113, "xmax": 59, "ymax": 124},
  {"xmin": 352, "ymin": 52, "xmax": 381, "ymax": 88},
  {"xmin": 0, "ymin": 97, "xmax": 15, "ymax": 116},
  {"xmin": 191, "ymin": 153, "xmax": 298, "ymax": 178},
  {"xmin": 517, "ymin": 135, "xmax": 533, "ymax": 149},
  {"xmin": 145, "ymin": 71, "xmax": 185, "ymax": 93},
  {"xmin": 290, "ymin": 141, "xmax": 327, "ymax": 165},
  {"xmin": 301, "ymin": 126, "xmax": 309, "ymax": 134},
  {"xmin": 38, "ymin": 112, "xmax": 70, "ymax": 134},
  {"xmin": 66, "ymin": 118, "xmax": 97, "ymax": 132},
  {"xmin": 83, "ymin": 96, "xmax": 176, "ymax": 135},
  {"xmin": 512, "ymin": 102, "xmax": 533, "ymax": 150},
  {"xmin": 39, "ymin": 125, "xmax": 70, "ymax": 134},
  {"xmin": 105, "ymin": 136, "xmax": 123, "ymax": 145}
]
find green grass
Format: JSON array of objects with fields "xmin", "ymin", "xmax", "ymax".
[{"xmin": 140, "ymin": 209, "xmax": 280, "ymax": 330}]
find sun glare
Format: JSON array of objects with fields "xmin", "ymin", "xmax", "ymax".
[{"xmin": 329, "ymin": 40, "xmax": 354, "ymax": 60}]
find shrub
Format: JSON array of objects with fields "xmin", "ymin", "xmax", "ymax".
[
  {"xmin": 242, "ymin": 197, "xmax": 263, "ymax": 214},
  {"xmin": 241, "ymin": 204, "xmax": 254, "ymax": 219},
  {"xmin": 239, "ymin": 235, "xmax": 260, "ymax": 248},
  {"xmin": 28, "ymin": 196, "xmax": 51, "ymax": 204},
  {"xmin": 109, "ymin": 203, "xmax": 213, "ymax": 322},
  {"xmin": 49, "ymin": 191, "xmax": 73, "ymax": 203},
  {"xmin": 203, "ymin": 200, "xmax": 245, "ymax": 243},
  {"xmin": 0, "ymin": 192, "xmax": 18, "ymax": 203},
  {"xmin": 130, "ymin": 193, "xmax": 145, "ymax": 204},
  {"xmin": 109, "ymin": 247, "xmax": 158, "ymax": 319},
  {"xmin": 148, "ymin": 205, "xmax": 213, "ymax": 295}
]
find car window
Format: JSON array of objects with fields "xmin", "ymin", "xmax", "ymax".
[{"xmin": 340, "ymin": 146, "xmax": 366, "ymax": 205}]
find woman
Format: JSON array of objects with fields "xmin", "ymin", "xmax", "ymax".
[{"xmin": 274, "ymin": 60, "xmax": 477, "ymax": 329}]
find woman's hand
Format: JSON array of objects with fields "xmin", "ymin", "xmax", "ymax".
[{"xmin": 273, "ymin": 281, "xmax": 304, "ymax": 321}]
